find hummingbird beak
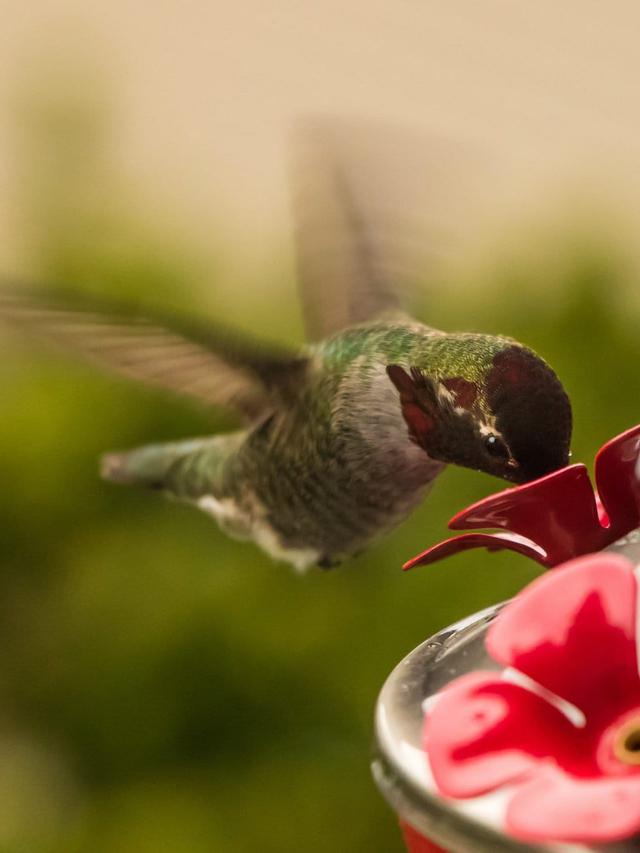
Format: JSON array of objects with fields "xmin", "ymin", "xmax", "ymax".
[{"xmin": 502, "ymin": 457, "xmax": 527, "ymax": 484}]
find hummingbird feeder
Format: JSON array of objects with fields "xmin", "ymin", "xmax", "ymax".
[{"xmin": 373, "ymin": 424, "xmax": 640, "ymax": 852}]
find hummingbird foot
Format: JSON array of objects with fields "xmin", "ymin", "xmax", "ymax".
[{"xmin": 317, "ymin": 555, "xmax": 341, "ymax": 570}]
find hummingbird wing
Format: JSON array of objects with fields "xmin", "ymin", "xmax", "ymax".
[
  {"xmin": 0, "ymin": 287, "xmax": 307, "ymax": 420},
  {"xmin": 290, "ymin": 119, "xmax": 459, "ymax": 340},
  {"xmin": 291, "ymin": 120, "xmax": 405, "ymax": 340}
]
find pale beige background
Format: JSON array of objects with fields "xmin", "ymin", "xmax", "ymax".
[{"xmin": 1, "ymin": 0, "xmax": 639, "ymax": 284}]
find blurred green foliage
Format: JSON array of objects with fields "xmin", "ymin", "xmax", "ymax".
[{"xmin": 2, "ymin": 81, "xmax": 640, "ymax": 853}]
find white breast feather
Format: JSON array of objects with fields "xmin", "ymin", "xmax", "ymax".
[{"xmin": 197, "ymin": 495, "xmax": 319, "ymax": 572}]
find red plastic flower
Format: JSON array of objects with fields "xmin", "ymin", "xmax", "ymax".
[
  {"xmin": 424, "ymin": 553, "xmax": 640, "ymax": 843},
  {"xmin": 405, "ymin": 424, "xmax": 640, "ymax": 570}
]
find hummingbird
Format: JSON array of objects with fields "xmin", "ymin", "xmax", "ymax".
[{"xmin": 0, "ymin": 125, "xmax": 572, "ymax": 571}]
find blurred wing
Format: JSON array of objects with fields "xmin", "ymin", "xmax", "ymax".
[
  {"xmin": 290, "ymin": 119, "xmax": 490, "ymax": 340},
  {"xmin": 291, "ymin": 121, "xmax": 405, "ymax": 340},
  {"xmin": 0, "ymin": 287, "xmax": 307, "ymax": 420}
]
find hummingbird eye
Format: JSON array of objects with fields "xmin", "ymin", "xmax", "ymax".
[{"xmin": 484, "ymin": 433, "xmax": 509, "ymax": 460}]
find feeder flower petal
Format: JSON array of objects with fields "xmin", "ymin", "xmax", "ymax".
[
  {"xmin": 424, "ymin": 673, "xmax": 577, "ymax": 799},
  {"xmin": 424, "ymin": 553, "xmax": 640, "ymax": 844},
  {"xmin": 507, "ymin": 769, "xmax": 640, "ymax": 843},
  {"xmin": 487, "ymin": 552, "xmax": 639, "ymax": 715},
  {"xmin": 405, "ymin": 424, "xmax": 640, "ymax": 570}
]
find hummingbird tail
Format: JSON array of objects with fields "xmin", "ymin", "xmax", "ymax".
[
  {"xmin": 100, "ymin": 452, "xmax": 151, "ymax": 486},
  {"xmin": 100, "ymin": 448, "xmax": 170, "ymax": 489},
  {"xmin": 99, "ymin": 438, "xmax": 214, "ymax": 490},
  {"xmin": 99, "ymin": 434, "xmax": 240, "ymax": 495}
]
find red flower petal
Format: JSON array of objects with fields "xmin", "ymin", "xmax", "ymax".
[
  {"xmin": 404, "ymin": 464, "xmax": 604, "ymax": 569},
  {"xmin": 403, "ymin": 532, "xmax": 547, "ymax": 571},
  {"xmin": 425, "ymin": 672, "xmax": 576, "ymax": 799},
  {"xmin": 487, "ymin": 554, "xmax": 639, "ymax": 716},
  {"xmin": 450, "ymin": 464, "xmax": 598, "ymax": 539},
  {"xmin": 506, "ymin": 768, "xmax": 640, "ymax": 843},
  {"xmin": 595, "ymin": 423, "xmax": 640, "ymax": 537}
]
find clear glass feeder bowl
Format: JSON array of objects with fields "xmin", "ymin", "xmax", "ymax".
[{"xmin": 373, "ymin": 531, "xmax": 640, "ymax": 853}]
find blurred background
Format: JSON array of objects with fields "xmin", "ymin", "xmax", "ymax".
[{"xmin": 1, "ymin": 2, "xmax": 640, "ymax": 851}]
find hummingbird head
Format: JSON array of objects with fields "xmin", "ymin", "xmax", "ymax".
[{"xmin": 387, "ymin": 345, "xmax": 572, "ymax": 484}]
